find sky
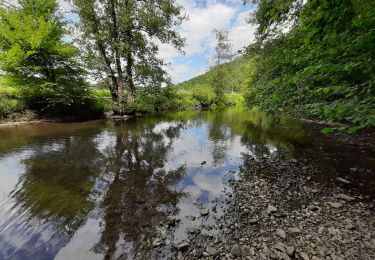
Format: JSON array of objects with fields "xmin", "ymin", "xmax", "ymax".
[
  {"xmin": 159, "ymin": 0, "xmax": 257, "ymax": 83},
  {"xmin": 59, "ymin": 0, "xmax": 257, "ymax": 84}
]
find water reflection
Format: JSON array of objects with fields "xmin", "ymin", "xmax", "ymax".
[
  {"xmin": 0, "ymin": 108, "xmax": 370, "ymax": 260},
  {"xmin": 93, "ymin": 121, "xmax": 187, "ymax": 259}
]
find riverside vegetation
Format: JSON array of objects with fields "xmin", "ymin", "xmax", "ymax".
[{"xmin": 0, "ymin": 0, "xmax": 373, "ymax": 133}]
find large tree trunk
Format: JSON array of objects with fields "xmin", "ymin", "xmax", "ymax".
[
  {"xmin": 88, "ymin": 1, "xmax": 120, "ymax": 103},
  {"xmin": 126, "ymin": 52, "xmax": 135, "ymax": 103},
  {"xmin": 110, "ymin": 0, "xmax": 124, "ymax": 102}
]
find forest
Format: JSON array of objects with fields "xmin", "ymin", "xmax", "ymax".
[{"xmin": 0, "ymin": 0, "xmax": 374, "ymax": 132}]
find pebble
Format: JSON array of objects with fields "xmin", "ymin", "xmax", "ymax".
[
  {"xmin": 286, "ymin": 246, "xmax": 295, "ymax": 256},
  {"xmin": 336, "ymin": 177, "xmax": 351, "ymax": 184},
  {"xmin": 327, "ymin": 202, "xmax": 342, "ymax": 208},
  {"xmin": 337, "ymin": 194, "xmax": 354, "ymax": 201},
  {"xmin": 267, "ymin": 204, "xmax": 278, "ymax": 214},
  {"xmin": 299, "ymin": 252, "xmax": 310, "ymax": 260},
  {"xmin": 230, "ymin": 244, "xmax": 242, "ymax": 257},
  {"xmin": 152, "ymin": 238, "xmax": 163, "ymax": 247},
  {"xmin": 200, "ymin": 208, "xmax": 209, "ymax": 216},
  {"xmin": 173, "ymin": 241, "xmax": 190, "ymax": 250},
  {"xmin": 241, "ymin": 245, "xmax": 251, "ymax": 256},
  {"xmin": 205, "ymin": 245, "xmax": 218, "ymax": 256},
  {"xmin": 276, "ymin": 228, "xmax": 286, "ymax": 239},
  {"xmin": 287, "ymin": 227, "xmax": 301, "ymax": 234}
]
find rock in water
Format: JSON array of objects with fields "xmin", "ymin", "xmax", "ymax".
[
  {"xmin": 152, "ymin": 238, "xmax": 163, "ymax": 247},
  {"xmin": 200, "ymin": 208, "xmax": 209, "ymax": 216},
  {"xmin": 167, "ymin": 215, "xmax": 176, "ymax": 226},
  {"xmin": 173, "ymin": 241, "xmax": 190, "ymax": 250},
  {"xmin": 201, "ymin": 161, "xmax": 207, "ymax": 165}
]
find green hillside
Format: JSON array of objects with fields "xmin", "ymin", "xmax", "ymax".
[{"xmin": 175, "ymin": 55, "xmax": 255, "ymax": 93}]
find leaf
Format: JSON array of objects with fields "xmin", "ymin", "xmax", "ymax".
[{"xmin": 321, "ymin": 127, "xmax": 333, "ymax": 134}]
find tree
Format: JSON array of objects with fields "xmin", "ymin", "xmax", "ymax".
[
  {"xmin": 0, "ymin": 0, "xmax": 82, "ymax": 83},
  {"xmin": 245, "ymin": 0, "xmax": 375, "ymax": 130},
  {"xmin": 72, "ymin": 0, "xmax": 186, "ymax": 104},
  {"xmin": 0, "ymin": 0, "xmax": 88, "ymax": 110},
  {"xmin": 211, "ymin": 29, "xmax": 234, "ymax": 103}
]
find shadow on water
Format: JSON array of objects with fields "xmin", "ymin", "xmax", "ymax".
[{"xmin": 0, "ymin": 108, "xmax": 373, "ymax": 259}]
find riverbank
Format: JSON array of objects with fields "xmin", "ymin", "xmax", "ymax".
[{"xmin": 165, "ymin": 153, "xmax": 375, "ymax": 260}]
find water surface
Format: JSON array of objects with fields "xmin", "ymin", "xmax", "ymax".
[{"xmin": 0, "ymin": 108, "xmax": 373, "ymax": 259}]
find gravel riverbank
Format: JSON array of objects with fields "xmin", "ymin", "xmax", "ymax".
[{"xmin": 157, "ymin": 152, "xmax": 375, "ymax": 260}]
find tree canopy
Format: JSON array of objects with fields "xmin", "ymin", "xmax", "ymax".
[{"xmin": 73, "ymin": 0, "xmax": 186, "ymax": 104}]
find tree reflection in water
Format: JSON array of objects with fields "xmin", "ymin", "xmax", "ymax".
[
  {"xmin": 0, "ymin": 108, "xmax": 317, "ymax": 260},
  {"xmin": 94, "ymin": 120, "xmax": 187, "ymax": 259},
  {"xmin": 0, "ymin": 129, "xmax": 105, "ymax": 259}
]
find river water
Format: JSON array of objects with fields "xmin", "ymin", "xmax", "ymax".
[{"xmin": 0, "ymin": 108, "xmax": 373, "ymax": 259}]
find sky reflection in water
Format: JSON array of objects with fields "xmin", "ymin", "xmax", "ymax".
[{"xmin": 0, "ymin": 109, "xmax": 310, "ymax": 260}]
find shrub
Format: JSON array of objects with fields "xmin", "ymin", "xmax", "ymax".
[
  {"xmin": 191, "ymin": 85, "xmax": 215, "ymax": 107},
  {"xmin": 0, "ymin": 97, "xmax": 25, "ymax": 119},
  {"xmin": 223, "ymin": 93, "xmax": 245, "ymax": 107}
]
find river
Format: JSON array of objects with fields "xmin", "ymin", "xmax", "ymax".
[{"xmin": 0, "ymin": 108, "xmax": 373, "ymax": 259}]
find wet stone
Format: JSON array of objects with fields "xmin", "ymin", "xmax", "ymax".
[
  {"xmin": 200, "ymin": 208, "xmax": 209, "ymax": 216},
  {"xmin": 173, "ymin": 241, "xmax": 190, "ymax": 251}
]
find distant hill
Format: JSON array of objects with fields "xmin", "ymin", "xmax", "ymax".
[{"xmin": 174, "ymin": 55, "xmax": 256, "ymax": 93}]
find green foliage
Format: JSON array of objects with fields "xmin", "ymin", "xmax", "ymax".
[
  {"xmin": 0, "ymin": 0, "xmax": 82, "ymax": 82},
  {"xmin": 73, "ymin": 0, "xmax": 186, "ymax": 103},
  {"xmin": 223, "ymin": 93, "xmax": 245, "ymax": 107},
  {"xmin": 191, "ymin": 85, "xmax": 215, "ymax": 107},
  {"xmin": 175, "ymin": 55, "xmax": 255, "ymax": 108},
  {"xmin": 0, "ymin": 97, "xmax": 25, "ymax": 119},
  {"xmin": 0, "ymin": 0, "xmax": 104, "ymax": 119},
  {"xmin": 0, "ymin": 76, "xmax": 24, "ymax": 118},
  {"xmin": 246, "ymin": 0, "xmax": 375, "ymax": 130}
]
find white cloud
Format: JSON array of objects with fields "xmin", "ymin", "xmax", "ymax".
[
  {"xmin": 180, "ymin": 3, "xmax": 236, "ymax": 56},
  {"xmin": 161, "ymin": 0, "xmax": 256, "ymax": 83},
  {"xmin": 229, "ymin": 11, "xmax": 257, "ymax": 52}
]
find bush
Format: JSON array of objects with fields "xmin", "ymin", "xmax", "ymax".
[
  {"xmin": 191, "ymin": 85, "xmax": 215, "ymax": 107},
  {"xmin": 223, "ymin": 93, "xmax": 245, "ymax": 107},
  {"xmin": 0, "ymin": 97, "xmax": 25, "ymax": 119}
]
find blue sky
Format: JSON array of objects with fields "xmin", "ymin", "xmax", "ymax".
[
  {"xmin": 159, "ymin": 0, "xmax": 257, "ymax": 83},
  {"xmin": 59, "ymin": 0, "xmax": 257, "ymax": 83}
]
